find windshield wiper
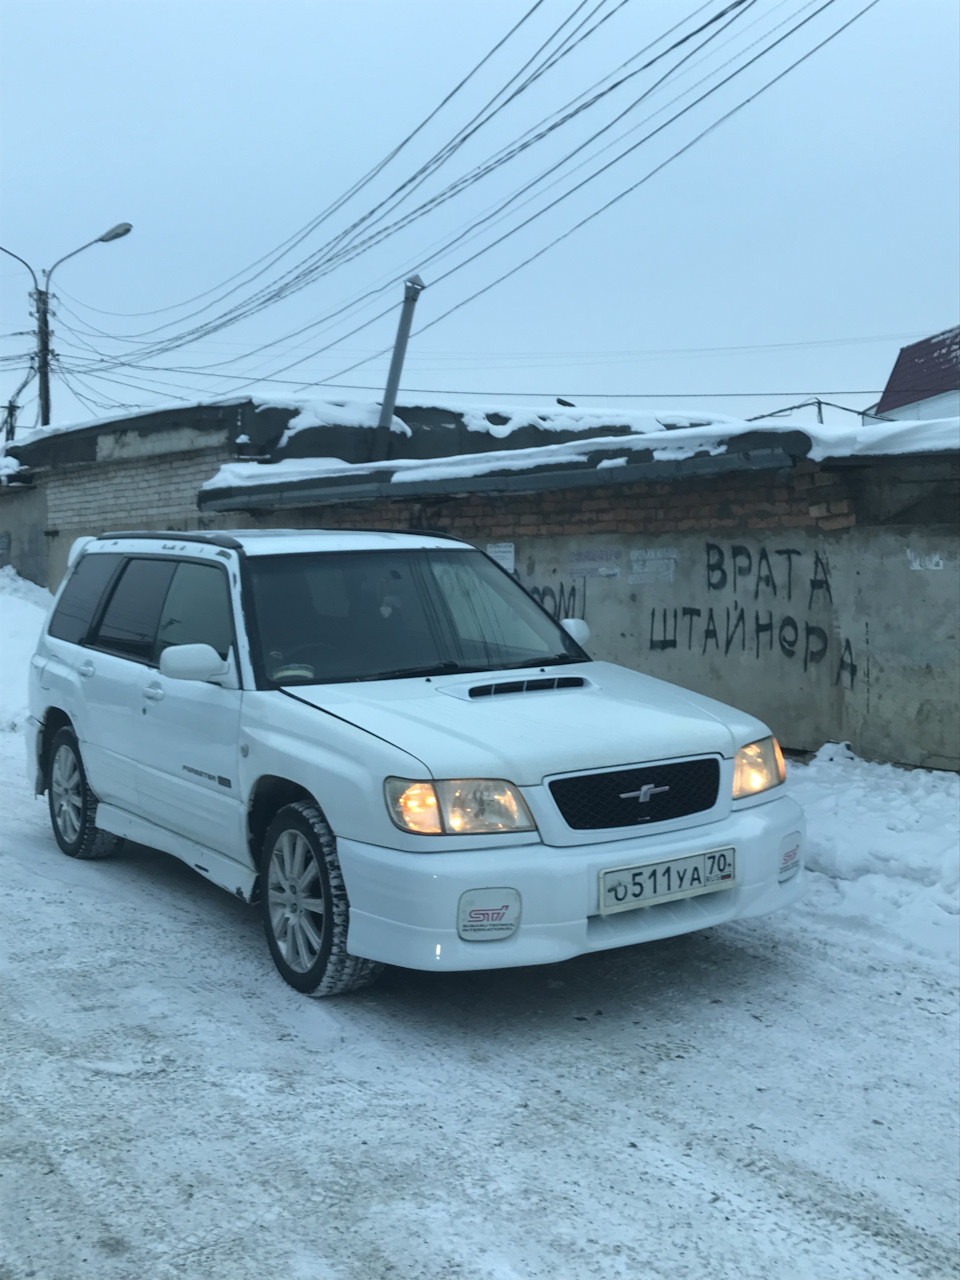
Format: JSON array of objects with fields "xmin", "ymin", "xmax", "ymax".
[
  {"xmin": 352, "ymin": 661, "xmax": 475, "ymax": 683},
  {"xmin": 496, "ymin": 654, "xmax": 585, "ymax": 671}
]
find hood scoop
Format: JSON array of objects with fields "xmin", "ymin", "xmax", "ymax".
[{"xmin": 466, "ymin": 675, "xmax": 587, "ymax": 700}]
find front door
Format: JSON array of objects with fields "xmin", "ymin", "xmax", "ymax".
[{"xmin": 134, "ymin": 560, "xmax": 245, "ymax": 860}]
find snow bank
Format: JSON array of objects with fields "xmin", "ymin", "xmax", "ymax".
[
  {"xmin": 789, "ymin": 743, "xmax": 960, "ymax": 963},
  {"xmin": 0, "ymin": 567, "xmax": 52, "ymax": 731}
]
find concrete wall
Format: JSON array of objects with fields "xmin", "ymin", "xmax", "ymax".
[
  {"xmin": 508, "ymin": 529, "xmax": 958, "ymax": 771},
  {"xmin": 0, "ymin": 483, "xmax": 48, "ymax": 586}
]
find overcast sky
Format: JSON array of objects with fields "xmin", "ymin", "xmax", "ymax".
[{"xmin": 1, "ymin": 0, "xmax": 957, "ymax": 428}]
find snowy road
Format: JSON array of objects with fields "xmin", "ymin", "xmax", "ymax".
[{"xmin": 1, "ymin": 571, "xmax": 958, "ymax": 1280}]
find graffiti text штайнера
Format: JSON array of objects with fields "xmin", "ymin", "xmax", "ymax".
[{"xmin": 647, "ymin": 542, "xmax": 857, "ymax": 689}]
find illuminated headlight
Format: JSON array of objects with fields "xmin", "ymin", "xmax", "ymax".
[
  {"xmin": 385, "ymin": 778, "xmax": 537, "ymax": 835},
  {"xmin": 732, "ymin": 737, "xmax": 786, "ymax": 799}
]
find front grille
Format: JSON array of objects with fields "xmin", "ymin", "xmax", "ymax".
[{"xmin": 549, "ymin": 758, "xmax": 720, "ymax": 830}]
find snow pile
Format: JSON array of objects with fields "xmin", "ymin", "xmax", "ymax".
[
  {"xmin": 267, "ymin": 397, "xmax": 413, "ymax": 446},
  {"xmin": 0, "ymin": 567, "xmax": 52, "ymax": 731},
  {"xmin": 790, "ymin": 743, "xmax": 960, "ymax": 963}
]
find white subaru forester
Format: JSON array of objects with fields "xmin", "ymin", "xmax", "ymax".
[{"xmin": 27, "ymin": 529, "xmax": 804, "ymax": 996}]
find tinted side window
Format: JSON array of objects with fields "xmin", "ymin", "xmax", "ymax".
[
  {"xmin": 48, "ymin": 554, "xmax": 122, "ymax": 644},
  {"xmin": 92, "ymin": 558, "xmax": 177, "ymax": 661},
  {"xmin": 154, "ymin": 562, "xmax": 234, "ymax": 661}
]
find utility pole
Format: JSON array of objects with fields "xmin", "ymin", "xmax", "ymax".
[
  {"xmin": 35, "ymin": 288, "xmax": 52, "ymax": 427},
  {"xmin": 373, "ymin": 274, "xmax": 426, "ymax": 462},
  {"xmin": 0, "ymin": 223, "xmax": 132, "ymax": 426}
]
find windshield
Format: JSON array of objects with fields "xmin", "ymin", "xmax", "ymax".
[{"xmin": 246, "ymin": 548, "xmax": 586, "ymax": 686}]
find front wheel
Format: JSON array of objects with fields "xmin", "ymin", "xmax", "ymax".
[
  {"xmin": 260, "ymin": 801, "xmax": 382, "ymax": 997},
  {"xmin": 47, "ymin": 727, "xmax": 122, "ymax": 860}
]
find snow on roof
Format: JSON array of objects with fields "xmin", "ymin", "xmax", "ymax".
[
  {"xmin": 874, "ymin": 325, "xmax": 960, "ymax": 415},
  {"xmin": 5, "ymin": 394, "xmax": 958, "ymax": 498},
  {"xmin": 8, "ymin": 399, "xmax": 243, "ymax": 449},
  {"xmin": 7, "ymin": 393, "xmax": 733, "ymax": 454},
  {"xmin": 202, "ymin": 414, "xmax": 960, "ymax": 494}
]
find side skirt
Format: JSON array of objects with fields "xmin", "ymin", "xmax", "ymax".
[{"xmin": 95, "ymin": 803, "xmax": 258, "ymax": 902}]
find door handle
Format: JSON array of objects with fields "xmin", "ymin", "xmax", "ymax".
[
  {"xmin": 78, "ymin": 661, "xmax": 95, "ymax": 678},
  {"xmin": 142, "ymin": 684, "xmax": 165, "ymax": 702}
]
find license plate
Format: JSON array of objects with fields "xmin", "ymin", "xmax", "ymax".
[{"xmin": 599, "ymin": 847, "xmax": 736, "ymax": 915}]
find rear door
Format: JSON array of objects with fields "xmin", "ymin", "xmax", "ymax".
[
  {"xmin": 41, "ymin": 551, "xmax": 125, "ymax": 800},
  {"xmin": 134, "ymin": 559, "xmax": 245, "ymax": 859}
]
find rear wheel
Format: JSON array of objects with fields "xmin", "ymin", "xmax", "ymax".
[
  {"xmin": 47, "ymin": 727, "xmax": 122, "ymax": 860},
  {"xmin": 260, "ymin": 801, "xmax": 382, "ymax": 997}
]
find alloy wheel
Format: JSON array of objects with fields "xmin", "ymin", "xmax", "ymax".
[
  {"xmin": 266, "ymin": 829, "xmax": 327, "ymax": 973},
  {"xmin": 51, "ymin": 744, "xmax": 83, "ymax": 844}
]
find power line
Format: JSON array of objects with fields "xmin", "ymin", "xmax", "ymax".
[
  {"xmin": 57, "ymin": 0, "xmax": 611, "ymax": 340},
  {"xmin": 55, "ymin": 0, "xmax": 552, "ymax": 323},
  {"xmin": 77, "ymin": 0, "xmax": 785, "ymax": 389},
  {"xmin": 49, "ymin": 0, "xmax": 881, "ymax": 412},
  {"xmin": 134, "ymin": 0, "xmax": 811, "ymax": 391},
  {"xmin": 58, "ymin": 0, "xmax": 727, "ymax": 369},
  {"xmin": 52, "ymin": 364, "xmax": 888, "ymax": 398},
  {"xmin": 311, "ymin": 0, "xmax": 876, "ymax": 394},
  {"xmin": 299, "ymin": 386, "xmax": 887, "ymax": 396}
]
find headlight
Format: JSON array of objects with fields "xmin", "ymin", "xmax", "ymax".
[
  {"xmin": 732, "ymin": 737, "xmax": 786, "ymax": 799},
  {"xmin": 385, "ymin": 778, "xmax": 536, "ymax": 835}
]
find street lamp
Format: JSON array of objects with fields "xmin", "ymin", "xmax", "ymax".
[{"xmin": 0, "ymin": 222, "xmax": 132, "ymax": 426}]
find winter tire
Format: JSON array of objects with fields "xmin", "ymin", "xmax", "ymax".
[
  {"xmin": 47, "ymin": 727, "xmax": 122, "ymax": 860},
  {"xmin": 260, "ymin": 800, "xmax": 383, "ymax": 997}
]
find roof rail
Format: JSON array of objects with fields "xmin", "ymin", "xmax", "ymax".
[
  {"xmin": 401, "ymin": 528, "xmax": 471, "ymax": 544},
  {"xmin": 97, "ymin": 530, "xmax": 244, "ymax": 550}
]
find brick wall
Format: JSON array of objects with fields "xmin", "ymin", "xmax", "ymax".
[
  {"xmin": 40, "ymin": 445, "xmax": 238, "ymax": 585},
  {"xmin": 264, "ymin": 461, "xmax": 858, "ymax": 539},
  {"xmin": 46, "ymin": 446, "xmax": 232, "ymax": 533}
]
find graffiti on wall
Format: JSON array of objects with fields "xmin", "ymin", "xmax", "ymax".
[
  {"xmin": 647, "ymin": 542, "xmax": 857, "ymax": 689},
  {"xmin": 527, "ymin": 578, "xmax": 586, "ymax": 622}
]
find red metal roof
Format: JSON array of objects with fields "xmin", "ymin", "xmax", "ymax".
[{"xmin": 874, "ymin": 325, "xmax": 960, "ymax": 415}]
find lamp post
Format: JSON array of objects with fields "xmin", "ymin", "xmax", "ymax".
[{"xmin": 0, "ymin": 222, "xmax": 132, "ymax": 426}]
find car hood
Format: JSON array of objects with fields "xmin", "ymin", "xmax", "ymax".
[{"xmin": 283, "ymin": 661, "xmax": 769, "ymax": 785}]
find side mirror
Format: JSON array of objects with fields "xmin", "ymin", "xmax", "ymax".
[
  {"xmin": 160, "ymin": 643, "xmax": 230, "ymax": 682},
  {"xmin": 561, "ymin": 617, "xmax": 590, "ymax": 646}
]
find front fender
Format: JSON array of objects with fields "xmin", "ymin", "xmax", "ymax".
[{"xmin": 238, "ymin": 692, "xmax": 428, "ymax": 847}]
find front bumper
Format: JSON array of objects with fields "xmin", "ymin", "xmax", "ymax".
[{"xmin": 339, "ymin": 793, "xmax": 805, "ymax": 971}]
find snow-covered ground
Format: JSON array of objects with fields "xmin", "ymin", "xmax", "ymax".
[{"xmin": 1, "ymin": 569, "xmax": 957, "ymax": 1280}]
